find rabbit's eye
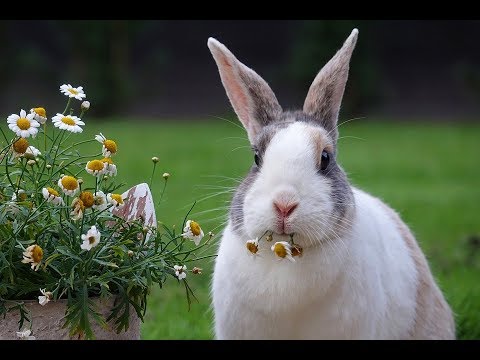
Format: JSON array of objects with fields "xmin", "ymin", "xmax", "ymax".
[
  {"xmin": 254, "ymin": 151, "xmax": 261, "ymax": 167},
  {"xmin": 320, "ymin": 150, "xmax": 330, "ymax": 171}
]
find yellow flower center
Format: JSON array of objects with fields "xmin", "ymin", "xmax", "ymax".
[
  {"xmin": 79, "ymin": 191, "xmax": 94, "ymax": 208},
  {"xmin": 68, "ymin": 88, "xmax": 79, "ymax": 95},
  {"xmin": 47, "ymin": 187, "xmax": 60, "ymax": 197},
  {"xmin": 61, "ymin": 176, "xmax": 78, "ymax": 190},
  {"xmin": 273, "ymin": 243, "xmax": 287, "ymax": 258},
  {"xmin": 246, "ymin": 242, "xmax": 258, "ymax": 254},
  {"xmin": 88, "ymin": 235, "xmax": 96, "ymax": 244},
  {"xmin": 13, "ymin": 138, "xmax": 29, "ymax": 154},
  {"xmin": 103, "ymin": 140, "xmax": 117, "ymax": 154},
  {"xmin": 111, "ymin": 194, "xmax": 123, "ymax": 204},
  {"xmin": 31, "ymin": 245, "xmax": 44, "ymax": 263},
  {"xmin": 189, "ymin": 221, "xmax": 201, "ymax": 236},
  {"xmin": 101, "ymin": 157, "xmax": 114, "ymax": 165},
  {"xmin": 17, "ymin": 117, "xmax": 31, "ymax": 130},
  {"xmin": 61, "ymin": 117, "xmax": 75, "ymax": 126},
  {"xmin": 33, "ymin": 107, "xmax": 46, "ymax": 117},
  {"xmin": 87, "ymin": 160, "xmax": 105, "ymax": 171}
]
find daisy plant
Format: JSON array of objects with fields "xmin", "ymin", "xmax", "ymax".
[{"xmin": 0, "ymin": 84, "xmax": 214, "ymax": 339}]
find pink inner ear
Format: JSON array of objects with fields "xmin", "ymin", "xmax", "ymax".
[{"xmin": 218, "ymin": 55, "xmax": 251, "ymax": 132}]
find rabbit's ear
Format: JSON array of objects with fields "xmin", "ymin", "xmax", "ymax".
[
  {"xmin": 208, "ymin": 38, "xmax": 282, "ymax": 143},
  {"xmin": 303, "ymin": 29, "xmax": 358, "ymax": 142}
]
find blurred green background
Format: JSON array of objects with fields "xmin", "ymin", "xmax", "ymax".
[{"xmin": 1, "ymin": 20, "xmax": 479, "ymax": 339}]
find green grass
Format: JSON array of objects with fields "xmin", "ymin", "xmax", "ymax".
[{"xmin": 4, "ymin": 118, "xmax": 480, "ymax": 338}]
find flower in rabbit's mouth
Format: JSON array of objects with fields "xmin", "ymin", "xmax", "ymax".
[
  {"xmin": 246, "ymin": 238, "xmax": 259, "ymax": 255},
  {"xmin": 16, "ymin": 329, "xmax": 35, "ymax": 340},
  {"xmin": 7, "ymin": 109, "xmax": 40, "ymax": 138},
  {"xmin": 22, "ymin": 244, "xmax": 44, "ymax": 271},
  {"xmin": 95, "ymin": 133, "xmax": 117, "ymax": 157},
  {"xmin": 38, "ymin": 288, "xmax": 53, "ymax": 306},
  {"xmin": 80, "ymin": 225, "xmax": 101, "ymax": 251},
  {"xmin": 271, "ymin": 241, "xmax": 295, "ymax": 262},
  {"xmin": 30, "ymin": 107, "xmax": 47, "ymax": 124},
  {"xmin": 174, "ymin": 265, "xmax": 187, "ymax": 280},
  {"xmin": 58, "ymin": 175, "xmax": 79, "ymax": 196},
  {"xmin": 182, "ymin": 220, "xmax": 204, "ymax": 246},
  {"xmin": 60, "ymin": 84, "xmax": 86, "ymax": 100}
]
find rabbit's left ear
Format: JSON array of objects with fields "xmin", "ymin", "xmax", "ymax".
[{"xmin": 303, "ymin": 29, "xmax": 358, "ymax": 142}]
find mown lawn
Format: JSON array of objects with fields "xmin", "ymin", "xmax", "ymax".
[{"xmin": 10, "ymin": 117, "xmax": 480, "ymax": 339}]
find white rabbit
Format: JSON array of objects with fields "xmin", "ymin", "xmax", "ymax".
[{"xmin": 207, "ymin": 29, "xmax": 455, "ymax": 340}]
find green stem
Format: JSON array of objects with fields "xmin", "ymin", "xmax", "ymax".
[
  {"xmin": 149, "ymin": 162, "xmax": 157, "ymax": 188},
  {"xmin": 63, "ymin": 98, "xmax": 72, "ymax": 115}
]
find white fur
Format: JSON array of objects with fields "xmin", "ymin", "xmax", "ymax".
[{"xmin": 212, "ymin": 123, "xmax": 418, "ymax": 339}]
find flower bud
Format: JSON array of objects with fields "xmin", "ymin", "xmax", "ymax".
[
  {"xmin": 81, "ymin": 101, "xmax": 90, "ymax": 111},
  {"xmin": 152, "ymin": 156, "xmax": 159, "ymax": 163},
  {"xmin": 127, "ymin": 250, "xmax": 134, "ymax": 257},
  {"xmin": 46, "ymin": 164, "xmax": 52, "ymax": 169},
  {"xmin": 162, "ymin": 172, "xmax": 170, "ymax": 180},
  {"xmin": 192, "ymin": 267, "xmax": 202, "ymax": 274},
  {"xmin": 27, "ymin": 159, "xmax": 36, "ymax": 166}
]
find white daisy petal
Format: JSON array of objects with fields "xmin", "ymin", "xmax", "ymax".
[{"xmin": 80, "ymin": 225, "xmax": 101, "ymax": 251}]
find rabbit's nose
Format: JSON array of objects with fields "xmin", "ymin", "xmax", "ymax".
[{"xmin": 273, "ymin": 201, "xmax": 298, "ymax": 219}]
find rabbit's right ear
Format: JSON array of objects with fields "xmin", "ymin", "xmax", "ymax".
[{"xmin": 208, "ymin": 38, "xmax": 282, "ymax": 143}]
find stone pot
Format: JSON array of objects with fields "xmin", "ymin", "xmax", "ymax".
[
  {"xmin": 0, "ymin": 297, "xmax": 141, "ymax": 340},
  {"xmin": 0, "ymin": 183, "xmax": 156, "ymax": 340}
]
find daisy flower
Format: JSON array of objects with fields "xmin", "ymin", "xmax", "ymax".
[
  {"xmin": 16, "ymin": 329, "xmax": 35, "ymax": 340},
  {"xmin": 79, "ymin": 191, "xmax": 94, "ymax": 208},
  {"xmin": 95, "ymin": 133, "xmax": 117, "ymax": 157},
  {"xmin": 85, "ymin": 159, "xmax": 106, "ymax": 177},
  {"xmin": 22, "ymin": 244, "xmax": 44, "ymax": 271},
  {"xmin": 12, "ymin": 189, "xmax": 27, "ymax": 202},
  {"xmin": 271, "ymin": 241, "xmax": 295, "ymax": 262},
  {"xmin": 24, "ymin": 146, "xmax": 41, "ymax": 160},
  {"xmin": 70, "ymin": 198, "xmax": 85, "ymax": 221},
  {"xmin": 12, "ymin": 138, "xmax": 29, "ymax": 157},
  {"xmin": 51, "ymin": 113, "xmax": 84, "ymax": 133},
  {"xmin": 38, "ymin": 288, "xmax": 52, "ymax": 306},
  {"xmin": 42, "ymin": 187, "xmax": 64, "ymax": 205},
  {"xmin": 182, "ymin": 220, "xmax": 204, "ymax": 246},
  {"xmin": 58, "ymin": 175, "xmax": 79, "ymax": 196},
  {"xmin": 80, "ymin": 225, "xmax": 101, "ymax": 251},
  {"xmin": 7, "ymin": 109, "xmax": 40, "ymax": 138},
  {"xmin": 174, "ymin": 265, "xmax": 187, "ymax": 280},
  {"xmin": 30, "ymin": 107, "xmax": 47, "ymax": 124},
  {"xmin": 291, "ymin": 243, "xmax": 303, "ymax": 258},
  {"xmin": 246, "ymin": 238, "xmax": 259, "ymax": 255},
  {"xmin": 107, "ymin": 193, "xmax": 126, "ymax": 209},
  {"xmin": 101, "ymin": 157, "xmax": 117, "ymax": 177},
  {"xmin": 92, "ymin": 191, "xmax": 108, "ymax": 211},
  {"xmin": 60, "ymin": 84, "xmax": 86, "ymax": 100}
]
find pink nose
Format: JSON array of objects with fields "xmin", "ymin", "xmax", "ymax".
[{"xmin": 273, "ymin": 201, "xmax": 298, "ymax": 218}]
